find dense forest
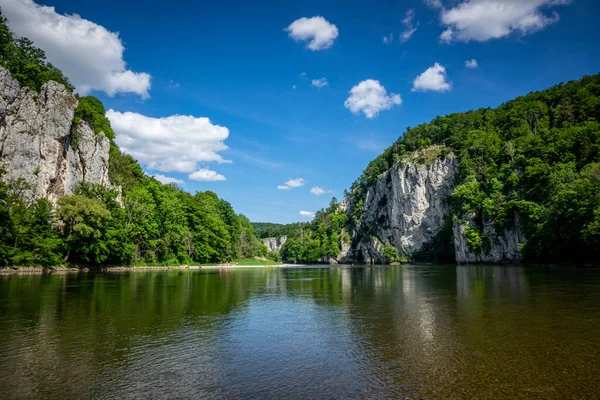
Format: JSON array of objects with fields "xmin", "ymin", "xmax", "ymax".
[
  {"xmin": 274, "ymin": 74, "xmax": 600, "ymax": 265},
  {"xmin": 0, "ymin": 11, "xmax": 266, "ymax": 267}
]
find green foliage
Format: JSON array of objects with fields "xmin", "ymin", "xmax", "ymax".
[
  {"xmin": 280, "ymin": 202, "xmax": 348, "ymax": 263},
  {"xmin": 56, "ymin": 194, "xmax": 112, "ymax": 264},
  {"xmin": 0, "ymin": 176, "xmax": 65, "ymax": 266},
  {"xmin": 0, "ymin": 9, "xmax": 73, "ymax": 92},
  {"xmin": 108, "ymin": 143, "xmax": 146, "ymax": 191},
  {"xmin": 73, "ymin": 96, "xmax": 116, "ymax": 140},
  {"xmin": 251, "ymin": 222, "xmax": 308, "ymax": 238},
  {"xmin": 267, "ymin": 250, "xmax": 282, "ymax": 262},
  {"xmin": 382, "ymin": 245, "xmax": 399, "ymax": 263}
]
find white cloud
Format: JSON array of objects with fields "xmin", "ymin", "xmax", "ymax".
[
  {"xmin": 152, "ymin": 174, "xmax": 184, "ymax": 185},
  {"xmin": 310, "ymin": 186, "xmax": 332, "ymax": 196},
  {"xmin": 285, "ymin": 16, "xmax": 339, "ymax": 51},
  {"xmin": 401, "ymin": 9, "xmax": 419, "ymax": 42},
  {"xmin": 278, "ymin": 178, "xmax": 306, "ymax": 190},
  {"xmin": 1, "ymin": 0, "xmax": 151, "ymax": 98},
  {"xmin": 424, "ymin": 0, "xmax": 444, "ymax": 9},
  {"xmin": 300, "ymin": 72, "xmax": 308, "ymax": 78},
  {"xmin": 188, "ymin": 169, "xmax": 226, "ymax": 182},
  {"xmin": 412, "ymin": 63, "xmax": 452, "ymax": 92},
  {"xmin": 107, "ymin": 110, "xmax": 230, "ymax": 175},
  {"xmin": 401, "ymin": 27, "xmax": 418, "ymax": 42},
  {"xmin": 311, "ymin": 77, "xmax": 328, "ymax": 88},
  {"xmin": 299, "ymin": 211, "xmax": 315, "ymax": 218},
  {"xmin": 382, "ymin": 33, "xmax": 394, "ymax": 44},
  {"xmin": 465, "ymin": 59, "xmax": 479, "ymax": 68},
  {"xmin": 440, "ymin": 28, "xmax": 454, "ymax": 42},
  {"xmin": 439, "ymin": 0, "xmax": 571, "ymax": 43},
  {"xmin": 168, "ymin": 80, "xmax": 180, "ymax": 89},
  {"xmin": 344, "ymin": 79, "xmax": 402, "ymax": 119}
]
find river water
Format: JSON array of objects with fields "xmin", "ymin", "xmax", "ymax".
[{"xmin": 0, "ymin": 265, "xmax": 599, "ymax": 399}]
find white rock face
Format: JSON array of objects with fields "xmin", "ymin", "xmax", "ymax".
[
  {"xmin": 347, "ymin": 155, "xmax": 458, "ymax": 263},
  {"xmin": 66, "ymin": 122, "xmax": 111, "ymax": 195},
  {"xmin": 263, "ymin": 236, "xmax": 287, "ymax": 252},
  {"xmin": 0, "ymin": 67, "xmax": 111, "ymax": 201},
  {"xmin": 453, "ymin": 212, "xmax": 524, "ymax": 264}
]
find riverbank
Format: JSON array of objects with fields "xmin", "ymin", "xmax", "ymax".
[{"xmin": 0, "ymin": 263, "xmax": 308, "ymax": 275}]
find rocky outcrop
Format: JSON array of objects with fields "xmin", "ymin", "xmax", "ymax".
[
  {"xmin": 263, "ymin": 236, "xmax": 287, "ymax": 252},
  {"xmin": 0, "ymin": 67, "xmax": 111, "ymax": 201},
  {"xmin": 346, "ymin": 153, "xmax": 458, "ymax": 263},
  {"xmin": 453, "ymin": 212, "xmax": 525, "ymax": 264}
]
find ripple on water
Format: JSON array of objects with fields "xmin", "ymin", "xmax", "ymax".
[{"xmin": 0, "ymin": 265, "xmax": 599, "ymax": 399}]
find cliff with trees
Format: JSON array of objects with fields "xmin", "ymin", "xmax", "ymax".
[
  {"xmin": 275, "ymin": 73, "xmax": 600, "ymax": 265},
  {"xmin": 0, "ymin": 11, "xmax": 266, "ymax": 267}
]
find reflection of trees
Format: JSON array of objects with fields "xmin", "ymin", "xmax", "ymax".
[
  {"xmin": 0, "ymin": 270, "xmax": 257, "ymax": 399},
  {"xmin": 1, "ymin": 266, "xmax": 599, "ymax": 399}
]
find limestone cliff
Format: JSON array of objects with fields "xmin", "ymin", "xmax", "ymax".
[
  {"xmin": 263, "ymin": 236, "xmax": 287, "ymax": 252},
  {"xmin": 344, "ymin": 148, "xmax": 525, "ymax": 264},
  {"xmin": 345, "ymin": 153, "xmax": 458, "ymax": 264},
  {"xmin": 453, "ymin": 212, "xmax": 525, "ymax": 264},
  {"xmin": 0, "ymin": 67, "xmax": 111, "ymax": 201}
]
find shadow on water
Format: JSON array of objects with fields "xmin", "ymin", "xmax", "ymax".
[{"xmin": 1, "ymin": 265, "xmax": 599, "ymax": 399}]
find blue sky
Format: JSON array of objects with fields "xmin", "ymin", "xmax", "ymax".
[{"xmin": 3, "ymin": 0, "xmax": 600, "ymax": 223}]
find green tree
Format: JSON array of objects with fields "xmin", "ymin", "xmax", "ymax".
[{"xmin": 56, "ymin": 195, "xmax": 111, "ymax": 264}]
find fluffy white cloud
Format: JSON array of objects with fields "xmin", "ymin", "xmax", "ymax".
[
  {"xmin": 278, "ymin": 178, "xmax": 306, "ymax": 190},
  {"xmin": 382, "ymin": 33, "xmax": 394, "ymax": 44},
  {"xmin": 311, "ymin": 77, "xmax": 328, "ymax": 88},
  {"xmin": 401, "ymin": 9, "xmax": 419, "ymax": 42},
  {"xmin": 310, "ymin": 186, "xmax": 332, "ymax": 196},
  {"xmin": 1, "ymin": 0, "xmax": 151, "ymax": 98},
  {"xmin": 188, "ymin": 169, "xmax": 226, "ymax": 182},
  {"xmin": 439, "ymin": 0, "xmax": 571, "ymax": 43},
  {"xmin": 152, "ymin": 174, "xmax": 184, "ymax": 185},
  {"xmin": 107, "ymin": 110, "xmax": 230, "ymax": 175},
  {"xmin": 344, "ymin": 79, "xmax": 402, "ymax": 119},
  {"xmin": 424, "ymin": 0, "xmax": 444, "ymax": 8},
  {"xmin": 285, "ymin": 16, "xmax": 339, "ymax": 51},
  {"xmin": 412, "ymin": 63, "xmax": 452, "ymax": 92},
  {"xmin": 466, "ymin": 59, "xmax": 479, "ymax": 68},
  {"xmin": 299, "ymin": 211, "xmax": 316, "ymax": 218}
]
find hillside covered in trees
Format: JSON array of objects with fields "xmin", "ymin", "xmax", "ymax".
[
  {"xmin": 276, "ymin": 73, "xmax": 600, "ymax": 265},
  {"xmin": 0, "ymin": 11, "xmax": 266, "ymax": 267}
]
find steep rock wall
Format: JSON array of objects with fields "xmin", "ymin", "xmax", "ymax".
[
  {"xmin": 346, "ymin": 154, "xmax": 458, "ymax": 263},
  {"xmin": 263, "ymin": 236, "xmax": 287, "ymax": 252},
  {"xmin": 453, "ymin": 212, "xmax": 525, "ymax": 264},
  {"xmin": 0, "ymin": 67, "xmax": 111, "ymax": 201}
]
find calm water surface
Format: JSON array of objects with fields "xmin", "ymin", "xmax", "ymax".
[{"xmin": 1, "ymin": 265, "xmax": 599, "ymax": 399}]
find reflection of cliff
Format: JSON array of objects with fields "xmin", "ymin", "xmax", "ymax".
[
  {"xmin": 456, "ymin": 265, "xmax": 528, "ymax": 305},
  {"xmin": 1, "ymin": 267, "xmax": 599, "ymax": 398}
]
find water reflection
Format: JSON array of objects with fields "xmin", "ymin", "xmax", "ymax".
[{"xmin": 1, "ymin": 265, "xmax": 599, "ymax": 399}]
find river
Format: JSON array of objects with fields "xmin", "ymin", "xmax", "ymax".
[{"xmin": 0, "ymin": 265, "xmax": 599, "ymax": 399}]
